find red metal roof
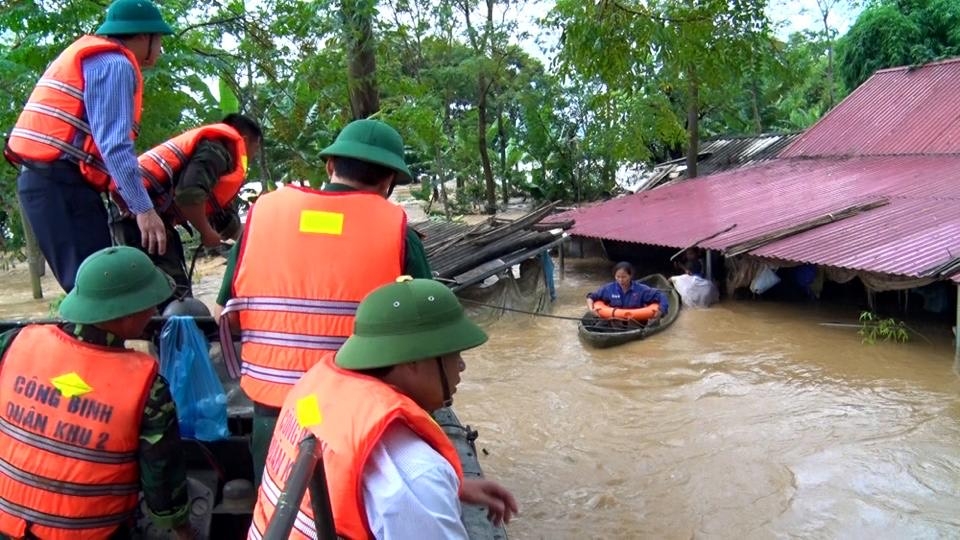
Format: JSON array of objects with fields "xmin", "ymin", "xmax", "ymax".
[
  {"xmin": 560, "ymin": 155, "xmax": 960, "ymax": 278},
  {"xmin": 781, "ymin": 58, "xmax": 960, "ymax": 158}
]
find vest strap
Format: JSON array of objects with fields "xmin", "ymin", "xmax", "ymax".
[{"xmin": 9, "ymin": 128, "xmax": 105, "ymax": 170}]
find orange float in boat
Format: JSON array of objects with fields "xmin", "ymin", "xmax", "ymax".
[{"xmin": 593, "ymin": 301, "xmax": 660, "ymax": 322}]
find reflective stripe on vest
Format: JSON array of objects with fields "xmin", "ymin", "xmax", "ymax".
[
  {"xmin": 0, "ymin": 497, "xmax": 130, "ymax": 530},
  {"xmin": 35, "ymin": 77, "xmax": 84, "ymax": 100},
  {"xmin": 228, "ymin": 187, "xmax": 406, "ymax": 407},
  {"xmin": 219, "ymin": 297, "xmax": 359, "ymax": 380},
  {"xmin": 260, "ymin": 471, "xmax": 318, "ymax": 539},
  {"xmin": 0, "ymin": 416, "xmax": 135, "ymax": 465},
  {"xmin": 0, "ymin": 457, "xmax": 137, "ymax": 497},
  {"xmin": 22, "ymin": 102, "xmax": 91, "ymax": 133},
  {"xmin": 5, "ymin": 36, "xmax": 143, "ymax": 191}
]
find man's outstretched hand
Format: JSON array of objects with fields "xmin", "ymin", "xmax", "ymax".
[{"xmin": 460, "ymin": 478, "xmax": 519, "ymax": 526}]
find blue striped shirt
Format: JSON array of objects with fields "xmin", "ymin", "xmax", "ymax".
[{"xmin": 80, "ymin": 51, "xmax": 153, "ymax": 214}]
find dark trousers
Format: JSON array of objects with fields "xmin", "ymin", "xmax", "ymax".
[
  {"xmin": 16, "ymin": 163, "xmax": 113, "ymax": 293},
  {"xmin": 109, "ymin": 215, "xmax": 191, "ymax": 302},
  {"xmin": 251, "ymin": 403, "xmax": 281, "ymax": 489}
]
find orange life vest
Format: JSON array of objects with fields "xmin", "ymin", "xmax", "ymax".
[
  {"xmin": 4, "ymin": 35, "xmax": 144, "ymax": 192},
  {"xmin": 118, "ymin": 123, "xmax": 248, "ymax": 220},
  {"xmin": 247, "ymin": 361, "xmax": 464, "ymax": 540},
  {"xmin": 220, "ymin": 186, "xmax": 406, "ymax": 407},
  {"xmin": 593, "ymin": 300, "xmax": 661, "ymax": 322},
  {"xmin": 0, "ymin": 325, "xmax": 157, "ymax": 540}
]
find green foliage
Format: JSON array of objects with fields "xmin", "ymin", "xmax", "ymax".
[
  {"xmin": 838, "ymin": 0, "xmax": 960, "ymax": 90},
  {"xmin": 0, "ymin": 0, "xmax": 871, "ymax": 257},
  {"xmin": 219, "ymin": 77, "xmax": 240, "ymax": 115},
  {"xmin": 858, "ymin": 310, "xmax": 911, "ymax": 345}
]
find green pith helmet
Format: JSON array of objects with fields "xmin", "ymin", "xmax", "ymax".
[
  {"xmin": 335, "ymin": 277, "xmax": 488, "ymax": 370},
  {"xmin": 59, "ymin": 246, "xmax": 174, "ymax": 324},
  {"xmin": 95, "ymin": 0, "xmax": 175, "ymax": 36},
  {"xmin": 318, "ymin": 119, "xmax": 413, "ymax": 184}
]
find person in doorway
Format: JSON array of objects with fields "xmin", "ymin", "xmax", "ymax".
[
  {"xmin": 674, "ymin": 247, "xmax": 704, "ymax": 277},
  {"xmin": 586, "ymin": 261, "xmax": 670, "ymax": 315},
  {"xmin": 248, "ymin": 277, "xmax": 518, "ymax": 539},
  {"xmin": 110, "ymin": 114, "xmax": 263, "ymax": 299},
  {"xmin": 4, "ymin": 0, "xmax": 174, "ymax": 293},
  {"xmin": 0, "ymin": 246, "xmax": 194, "ymax": 540},
  {"xmin": 216, "ymin": 118, "xmax": 431, "ymax": 488}
]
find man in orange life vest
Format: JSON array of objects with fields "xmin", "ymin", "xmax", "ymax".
[
  {"xmin": 0, "ymin": 246, "xmax": 195, "ymax": 540},
  {"xmin": 109, "ymin": 114, "xmax": 263, "ymax": 299},
  {"xmin": 248, "ymin": 277, "xmax": 518, "ymax": 539},
  {"xmin": 216, "ymin": 119, "xmax": 431, "ymax": 487},
  {"xmin": 4, "ymin": 0, "xmax": 174, "ymax": 293}
]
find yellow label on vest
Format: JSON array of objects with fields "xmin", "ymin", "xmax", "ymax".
[
  {"xmin": 298, "ymin": 210, "xmax": 344, "ymax": 235},
  {"xmin": 295, "ymin": 394, "xmax": 323, "ymax": 428},
  {"xmin": 240, "ymin": 154, "xmax": 249, "ymax": 172},
  {"xmin": 50, "ymin": 372, "xmax": 93, "ymax": 398}
]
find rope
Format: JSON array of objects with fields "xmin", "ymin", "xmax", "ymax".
[{"xmin": 457, "ymin": 298, "xmax": 585, "ymax": 322}]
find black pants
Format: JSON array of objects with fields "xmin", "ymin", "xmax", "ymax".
[
  {"xmin": 16, "ymin": 163, "xmax": 112, "ymax": 293},
  {"xmin": 109, "ymin": 214, "xmax": 192, "ymax": 301}
]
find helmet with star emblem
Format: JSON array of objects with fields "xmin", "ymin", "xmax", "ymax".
[
  {"xmin": 335, "ymin": 276, "xmax": 488, "ymax": 370},
  {"xmin": 59, "ymin": 246, "xmax": 174, "ymax": 324}
]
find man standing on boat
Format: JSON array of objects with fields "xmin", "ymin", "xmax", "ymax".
[
  {"xmin": 0, "ymin": 247, "xmax": 195, "ymax": 540},
  {"xmin": 4, "ymin": 0, "xmax": 175, "ymax": 293},
  {"xmin": 248, "ymin": 277, "xmax": 517, "ymax": 539},
  {"xmin": 110, "ymin": 113, "xmax": 263, "ymax": 299},
  {"xmin": 216, "ymin": 119, "xmax": 431, "ymax": 488}
]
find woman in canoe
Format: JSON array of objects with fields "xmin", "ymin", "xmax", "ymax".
[{"xmin": 586, "ymin": 261, "xmax": 669, "ymax": 324}]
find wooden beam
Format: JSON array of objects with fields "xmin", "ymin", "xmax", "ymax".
[{"xmin": 723, "ymin": 199, "xmax": 889, "ymax": 258}]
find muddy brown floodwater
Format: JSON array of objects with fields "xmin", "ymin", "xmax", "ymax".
[
  {"xmin": 453, "ymin": 259, "xmax": 960, "ymax": 540},
  {"xmin": 2, "ymin": 257, "xmax": 959, "ymax": 539}
]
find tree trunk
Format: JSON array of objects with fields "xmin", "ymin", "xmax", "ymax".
[
  {"xmin": 343, "ymin": 0, "xmax": 380, "ymax": 119},
  {"xmin": 478, "ymin": 73, "xmax": 497, "ymax": 214},
  {"xmin": 686, "ymin": 75, "xmax": 700, "ymax": 179},
  {"xmin": 824, "ymin": 11, "xmax": 836, "ymax": 108},
  {"xmin": 750, "ymin": 74, "xmax": 762, "ymax": 134},
  {"xmin": 498, "ymin": 111, "xmax": 509, "ymax": 205},
  {"xmin": 17, "ymin": 196, "xmax": 43, "ymax": 299}
]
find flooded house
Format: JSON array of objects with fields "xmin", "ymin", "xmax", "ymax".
[{"xmin": 545, "ymin": 58, "xmax": 960, "ymax": 356}]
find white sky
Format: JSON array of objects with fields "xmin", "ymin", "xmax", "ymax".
[{"xmin": 510, "ymin": 0, "xmax": 861, "ymax": 64}]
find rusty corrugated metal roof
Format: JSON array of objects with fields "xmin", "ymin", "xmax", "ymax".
[
  {"xmin": 781, "ymin": 58, "xmax": 960, "ymax": 158},
  {"xmin": 562, "ymin": 155, "xmax": 960, "ymax": 279}
]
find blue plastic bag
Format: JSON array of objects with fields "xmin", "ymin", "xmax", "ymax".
[{"xmin": 159, "ymin": 316, "xmax": 230, "ymax": 441}]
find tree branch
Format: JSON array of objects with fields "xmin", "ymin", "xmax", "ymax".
[{"xmin": 177, "ymin": 14, "xmax": 244, "ymax": 37}]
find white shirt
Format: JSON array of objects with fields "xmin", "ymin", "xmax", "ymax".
[{"xmin": 362, "ymin": 422, "xmax": 469, "ymax": 540}]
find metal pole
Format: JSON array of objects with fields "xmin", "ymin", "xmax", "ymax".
[
  {"xmin": 955, "ymin": 284, "xmax": 959, "ymax": 363},
  {"xmin": 262, "ymin": 435, "xmax": 337, "ymax": 540},
  {"xmin": 308, "ymin": 453, "xmax": 337, "ymax": 539}
]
